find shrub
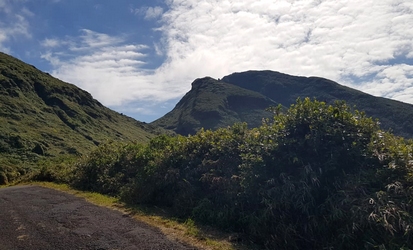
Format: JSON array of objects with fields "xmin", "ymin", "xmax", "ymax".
[{"xmin": 70, "ymin": 98, "xmax": 413, "ymax": 249}]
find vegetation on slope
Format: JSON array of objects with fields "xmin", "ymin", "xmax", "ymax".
[
  {"xmin": 54, "ymin": 98, "xmax": 412, "ymax": 249},
  {"xmin": 151, "ymin": 77, "xmax": 277, "ymax": 135},
  {"xmin": 0, "ymin": 52, "xmax": 161, "ymax": 184},
  {"xmin": 153, "ymin": 70, "xmax": 413, "ymax": 139},
  {"xmin": 3, "ymin": 51, "xmax": 413, "ymax": 248},
  {"xmin": 223, "ymin": 70, "xmax": 413, "ymax": 138}
]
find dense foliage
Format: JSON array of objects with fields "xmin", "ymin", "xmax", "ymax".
[{"xmin": 71, "ymin": 98, "xmax": 413, "ymax": 249}]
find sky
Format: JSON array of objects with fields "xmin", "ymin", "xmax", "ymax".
[{"xmin": 1, "ymin": 0, "xmax": 413, "ymax": 122}]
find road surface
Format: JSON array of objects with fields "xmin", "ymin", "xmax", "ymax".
[{"xmin": 0, "ymin": 185, "xmax": 197, "ymax": 250}]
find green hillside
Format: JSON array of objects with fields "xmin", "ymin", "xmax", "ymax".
[
  {"xmin": 222, "ymin": 70, "xmax": 413, "ymax": 138},
  {"xmin": 153, "ymin": 70, "xmax": 413, "ymax": 138},
  {"xmin": 0, "ymin": 52, "xmax": 160, "ymax": 183},
  {"xmin": 151, "ymin": 77, "xmax": 277, "ymax": 135}
]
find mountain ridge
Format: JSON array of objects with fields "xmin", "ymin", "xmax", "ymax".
[
  {"xmin": 154, "ymin": 70, "xmax": 413, "ymax": 138},
  {"xmin": 222, "ymin": 70, "xmax": 413, "ymax": 138},
  {"xmin": 151, "ymin": 77, "xmax": 277, "ymax": 135}
]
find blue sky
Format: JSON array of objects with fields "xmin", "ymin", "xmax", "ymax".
[{"xmin": 1, "ymin": 0, "xmax": 413, "ymax": 122}]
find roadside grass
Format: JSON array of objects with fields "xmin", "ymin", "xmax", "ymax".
[{"xmin": 30, "ymin": 182, "xmax": 257, "ymax": 250}]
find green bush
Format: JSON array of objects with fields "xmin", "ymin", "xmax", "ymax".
[
  {"xmin": 28, "ymin": 156, "xmax": 77, "ymax": 183},
  {"xmin": 70, "ymin": 98, "xmax": 413, "ymax": 249},
  {"xmin": 0, "ymin": 157, "xmax": 31, "ymax": 185}
]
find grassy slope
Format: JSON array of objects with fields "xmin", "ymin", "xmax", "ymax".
[
  {"xmin": 152, "ymin": 77, "xmax": 277, "ymax": 135},
  {"xmin": 222, "ymin": 70, "xmax": 413, "ymax": 138},
  {"xmin": 0, "ymin": 52, "xmax": 160, "ymax": 182}
]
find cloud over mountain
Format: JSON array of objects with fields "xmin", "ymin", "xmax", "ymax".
[{"xmin": 2, "ymin": 0, "xmax": 412, "ymax": 121}]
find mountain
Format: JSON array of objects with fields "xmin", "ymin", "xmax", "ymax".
[
  {"xmin": 151, "ymin": 77, "xmax": 277, "ymax": 135},
  {"xmin": 153, "ymin": 70, "xmax": 413, "ymax": 138},
  {"xmin": 222, "ymin": 70, "xmax": 413, "ymax": 138},
  {"xmin": 0, "ymin": 52, "xmax": 161, "ymax": 181}
]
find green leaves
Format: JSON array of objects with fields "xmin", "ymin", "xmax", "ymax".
[{"xmin": 70, "ymin": 98, "xmax": 413, "ymax": 249}]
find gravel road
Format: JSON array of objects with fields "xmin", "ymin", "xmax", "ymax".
[{"xmin": 0, "ymin": 185, "xmax": 197, "ymax": 250}]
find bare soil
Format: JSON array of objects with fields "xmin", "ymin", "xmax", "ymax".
[{"xmin": 0, "ymin": 185, "xmax": 198, "ymax": 250}]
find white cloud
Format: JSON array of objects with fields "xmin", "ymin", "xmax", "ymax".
[
  {"xmin": 145, "ymin": 6, "xmax": 164, "ymax": 20},
  {"xmin": 40, "ymin": 51, "xmax": 61, "ymax": 66},
  {"xmin": 133, "ymin": 6, "xmax": 164, "ymax": 20},
  {"xmin": 42, "ymin": 29, "xmax": 186, "ymax": 108},
  {"xmin": 0, "ymin": 0, "xmax": 11, "ymax": 13},
  {"xmin": 41, "ymin": 38, "xmax": 61, "ymax": 48},
  {"xmin": 21, "ymin": 7, "xmax": 34, "ymax": 17},
  {"xmin": 359, "ymin": 64, "xmax": 413, "ymax": 104},
  {"xmin": 153, "ymin": 0, "xmax": 413, "ymax": 103},
  {"xmin": 0, "ymin": 0, "xmax": 32, "ymax": 52},
  {"xmin": 44, "ymin": 0, "xmax": 413, "ymax": 121}
]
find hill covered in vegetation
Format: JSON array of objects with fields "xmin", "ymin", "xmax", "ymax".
[
  {"xmin": 223, "ymin": 70, "xmax": 413, "ymax": 138},
  {"xmin": 0, "ymin": 52, "xmax": 161, "ymax": 184},
  {"xmin": 151, "ymin": 77, "xmax": 277, "ymax": 135},
  {"xmin": 154, "ymin": 70, "xmax": 413, "ymax": 138},
  {"xmin": 69, "ymin": 98, "xmax": 413, "ymax": 249}
]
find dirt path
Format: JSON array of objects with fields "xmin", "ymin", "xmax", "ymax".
[{"xmin": 0, "ymin": 185, "xmax": 197, "ymax": 250}]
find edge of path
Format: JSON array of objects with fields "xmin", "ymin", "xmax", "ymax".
[{"xmin": 2, "ymin": 182, "xmax": 254, "ymax": 250}]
